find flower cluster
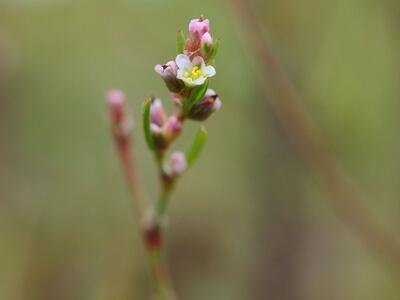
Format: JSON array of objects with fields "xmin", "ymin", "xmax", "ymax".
[
  {"xmin": 107, "ymin": 16, "xmax": 221, "ymax": 300},
  {"xmin": 150, "ymin": 16, "xmax": 221, "ymax": 182}
]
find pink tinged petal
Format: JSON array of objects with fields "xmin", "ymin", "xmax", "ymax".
[
  {"xmin": 175, "ymin": 54, "xmax": 192, "ymax": 71},
  {"xmin": 201, "ymin": 32, "xmax": 213, "ymax": 46},
  {"xmin": 154, "ymin": 64, "xmax": 164, "ymax": 75},
  {"xmin": 170, "ymin": 151, "xmax": 187, "ymax": 176},
  {"xmin": 167, "ymin": 61, "xmax": 178, "ymax": 73},
  {"xmin": 192, "ymin": 56, "xmax": 204, "ymax": 66}
]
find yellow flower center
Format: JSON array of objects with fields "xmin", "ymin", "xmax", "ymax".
[{"xmin": 183, "ymin": 66, "xmax": 203, "ymax": 81}]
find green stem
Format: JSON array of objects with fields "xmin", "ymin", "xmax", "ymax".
[
  {"xmin": 156, "ymin": 188, "xmax": 172, "ymax": 223},
  {"xmin": 148, "ymin": 247, "xmax": 177, "ymax": 300},
  {"xmin": 144, "ymin": 149, "xmax": 178, "ymax": 300}
]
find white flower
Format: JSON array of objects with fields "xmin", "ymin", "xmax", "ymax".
[{"xmin": 176, "ymin": 54, "xmax": 216, "ymax": 86}]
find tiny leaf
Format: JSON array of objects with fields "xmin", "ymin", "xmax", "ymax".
[
  {"xmin": 142, "ymin": 97, "xmax": 154, "ymax": 150},
  {"xmin": 177, "ymin": 29, "xmax": 185, "ymax": 54},
  {"xmin": 185, "ymin": 126, "xmax": 208, "ymax": 168}
]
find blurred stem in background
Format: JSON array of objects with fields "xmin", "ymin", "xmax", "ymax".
[
  {"xmin": 107, "ymin": 91, "xmax": 177, "ymax": 300},
  {"xmin": 228, "ymin": 0, "xmax": 400, "ymax": 274}
]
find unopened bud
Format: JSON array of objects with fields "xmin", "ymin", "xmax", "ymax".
[
  {"xmin": 150, "ymin": 98, "xmax": 167, "ymax": 127},
  {"xmin": 106, "ymin": 89, "xmax": 132, "ymax": 149},
  {"xmin": 189, "ymin": 18, "xmax": 210, "ymax": 39},
  {"xmin": 150, "ymin": 108, "xmax": 182, "ymax": 150},
  {"xmin": 154, "ymin": 61, "xmax": 184, "ymax": 93},
  {"xmin": 187, "ymin": 89, "xmax": 221, "ymax": 121},
  {"xmin": 106, "ymin": 89, "xmax": 126, "ymax": 124},
  {"xmin": 201, "ymin": 32, "xmax": 213, "ymax": 48},
  {"xmin": 163, "ymin": 116, "xmax": 182, "ymax": 141},
  {"xmin": 168, "ymin": 151, "xmax": 187, "ymax": 177}
]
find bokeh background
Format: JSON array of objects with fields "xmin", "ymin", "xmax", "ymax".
[{"xmin": 1, "ymin": 0, "xmax": 400, "ymax": 299}]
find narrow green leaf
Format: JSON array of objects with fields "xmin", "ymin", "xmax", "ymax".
[
  {"xmin": 177, "ymin": 29, "xmax": 185, "ymax": 54},
  {"xmin": 185, "ymin": 126, "xmax": 208, "ymax": 168},
  {"xmin": 142, "ymin": 97, "xmax": 154, "ymax": 150},
  {"xmin": 183, "ymin": 81, "xmax": 209, "ymax": 113},
  {"xmin": 209, "ymin": 39, "xmax": 219, "ymax": 62}
]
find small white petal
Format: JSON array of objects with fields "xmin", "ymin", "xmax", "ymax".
[
  {"xmin": 176, "ymin": 69, "xmax": 185, "ymax": 81},
  {"xmin": 191, "ymin": 77, "xmax": 207, "ymax": 86},
  {"xmin": 182, "ymin": 78, "xmax": 197, "ymax": 87},
  {"xmin": 175, "ymin": 54, "xmax": 192, "ymax": 71},
  {"xmin": 203, "ymin": 65, "xmax": 216, "ymax": 77},
  {"xmin": 176, "ymin": 74, "xmax": 195, "ymax": 87}
]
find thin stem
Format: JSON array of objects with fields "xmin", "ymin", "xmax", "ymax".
[
  {"xmin": 117, "ymin": 142, "xmax": 144, "ymax": 223},
  {"xmin": 148, "ymin": 247, "xmax": 177, "ymax": 300},
  {"xmin": 157, "ymin": 189, "xmax": 172, "ymax": 222},
  {"xmin": 228, "ymin": 0, "xmax": 400, "ymax": 272},
  {"xmin": 110, "ymin": 115, "xmax": 177, "ymax": 300},
  {"xmin": 154, "ymin": 150, "xmax": 175, "ymax": 223},
  {"xmin": 117, "ymin": 143, "xmax": 178, "ymax": 300}
]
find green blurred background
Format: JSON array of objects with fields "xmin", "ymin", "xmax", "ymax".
[{"xmin": 1, "ymin": 0, "xmax": 400, "ymax": 299}]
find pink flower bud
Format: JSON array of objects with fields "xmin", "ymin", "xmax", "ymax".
[
  {"xmin": 201, "ymin": 32, "xmax": 213, "ymax": 47},
  {"xmin": 189, "ymin": 18, "xmax": 210, "ymax": 38},
  {"xmin": 107, "ymin": 89, "xmax": 125, "ymax": 106},
  {"xmin": 150, "ymin": 98, "xmax": 167, "ymax": 127},
  {"xmin": 187, "ymin": 89, "xmax": 221, "ymax": 121},
  {"xmin": 106, "ymin": 89, "xmax": 131, "ymax": 147},
  {"xmin": 154, "ymin": 61, "xmax": 183, "ymax": 93},
  {"xmin": 106, "ymin": 89, "xmax": 126, "ymax": 124},
  {"xmin": 163, "ymin": 116, "xmax": 182, "ymax": 140},
  {"xmin": 169, "ymin": 151, "xmax": 187, "ymax": 177},
  {"xmin": 150, "ymin": 123, "xmax": 162, "ymax": 134},
  {"xmin": 154, "ymin": 61, "xmax": 177, "ymax": 75}
]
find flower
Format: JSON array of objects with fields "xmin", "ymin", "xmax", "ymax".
[
  {"xmin": 176, "ymin": 54, "xmax": 216, "ymax": 86},
  {"xmin": 154, "ymin": 61, "xmax": 184, "ymax": 93},
  {"xmin": 187, "ymin": 89, "xmax": 221, "ymax": 121}
]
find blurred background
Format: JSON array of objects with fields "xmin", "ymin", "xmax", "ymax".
[{"xmin": 1, "ymin": 0, "xmax": 400, "ymax": 299}]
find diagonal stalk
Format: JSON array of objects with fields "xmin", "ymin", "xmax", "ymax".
[{"xmin": 228, "ymin": 0, "xmax": 400, "ymax": 272}]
